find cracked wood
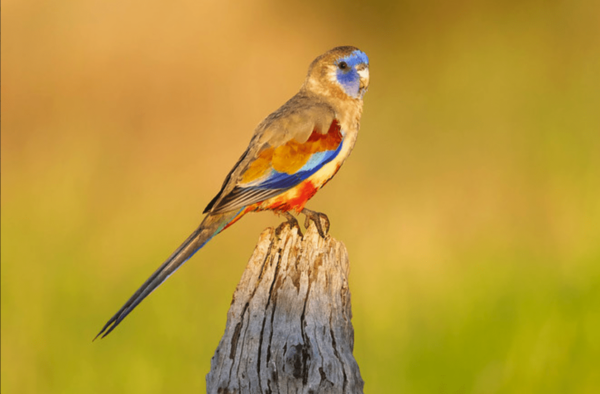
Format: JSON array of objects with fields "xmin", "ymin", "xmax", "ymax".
[{"xmin": 206, "ymin": 223, "xmax": 364, "ymax": 394}]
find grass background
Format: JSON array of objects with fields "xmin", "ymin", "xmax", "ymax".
[{"xmin": 2, "ymin": 0, "xmax": 600, "ymax": 392}]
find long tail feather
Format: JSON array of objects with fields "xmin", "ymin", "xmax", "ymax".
[{"xmin": 94, "ymin": 210, "xmax": 244, "ymax": 340}]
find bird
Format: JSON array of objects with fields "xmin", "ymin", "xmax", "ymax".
[{"xmin": 95, "ymin": 46, "xmax": 370, "ymax": 339}]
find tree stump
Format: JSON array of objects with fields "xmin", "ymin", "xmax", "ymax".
[{"xmin": 206, "ymin": 223, "xmax": 364, "ymax": 394}]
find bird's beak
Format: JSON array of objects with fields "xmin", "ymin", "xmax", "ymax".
[{"xmin": 357, "ymin": 64, "xmax": 369, "ymax": 94}]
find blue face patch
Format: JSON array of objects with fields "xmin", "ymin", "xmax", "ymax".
[{"xmin": 335, "ymin": 50, "xmax": 369, "ymax": 98}]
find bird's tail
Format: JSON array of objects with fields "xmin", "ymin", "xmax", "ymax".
[{"xmin": 94, "ymin": 208, "xmax": 247, "ymax": 339}]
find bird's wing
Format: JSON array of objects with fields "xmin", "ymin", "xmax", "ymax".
[{"xmin": 204, "ymin": 93, "xmax": 342, "ymax": 214}]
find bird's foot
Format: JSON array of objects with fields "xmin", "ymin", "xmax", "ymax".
[
  {"xmin": 301, "ymin": 208, "xmax": 330, "ymax": 238},
  {"xmin": 276, "ymin": 211, "xmax": 303, "ymax": 236}
]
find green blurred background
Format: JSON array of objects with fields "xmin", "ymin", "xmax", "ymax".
[{"xmin": 2, "ymin": 0, "xmax": 600, "ymax": 392}]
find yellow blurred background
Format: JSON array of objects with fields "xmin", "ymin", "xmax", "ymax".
[{"xmin": 2, "ymin": 0, "xmax": 600, "ymax": 392}]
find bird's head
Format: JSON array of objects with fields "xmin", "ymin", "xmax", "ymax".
[{"xmin": 304, "ymin": 46, "xmax": 370, "ymax": 100}]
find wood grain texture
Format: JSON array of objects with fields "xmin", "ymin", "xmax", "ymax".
[{"xmin": 206, "ymin": 223, "xmax": 364, "ymax": 394}]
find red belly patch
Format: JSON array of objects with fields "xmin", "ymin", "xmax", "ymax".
[{"xmin": 258, "ymin": 181, "xmax": 319, "ymax": 213}]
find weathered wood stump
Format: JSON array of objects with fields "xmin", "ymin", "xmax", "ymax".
[{"xmin": 206, "ymin": 223, "xmax": 364, "ymax": 394}]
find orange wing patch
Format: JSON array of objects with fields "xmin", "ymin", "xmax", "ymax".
[
  {"xmin": 240, "ymin": 147, "xmax": 275, "ymax": 183},
  {"xmin": 242, "ymin": 120, "xmax": 342, "ymax": 183}
]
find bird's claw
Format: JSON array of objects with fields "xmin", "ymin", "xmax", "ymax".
[
  {"xmin": 301, "ymin": 208, "xmax": 330, "ymax": 238},
  {"xmin": 277, "ymin": 211, "xmax": 303, "ymax": 236}
]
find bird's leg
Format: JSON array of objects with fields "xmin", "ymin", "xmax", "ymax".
[
  {"xmin": 301, "ymin": 208, "xmax": 330, "ymax": 238},
  {"xmin": 276, "ymin": 211, "xmax": 302, "ymax": 236}
]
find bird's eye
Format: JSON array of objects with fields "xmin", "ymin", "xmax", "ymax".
[{"xmin": 338, "ymin": 62, "xmax": 348, "ymax": 70}]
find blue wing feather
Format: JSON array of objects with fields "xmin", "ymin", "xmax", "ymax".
[
  {"xmin": 251, "ymin": 142, "xmax": 343, "ymax": 190},
  {"xmin": 208, "ymin": 141, "xmax": 343, "ymax": 213}
]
